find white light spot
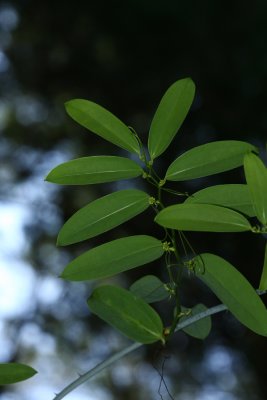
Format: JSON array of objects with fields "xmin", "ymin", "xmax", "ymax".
[
  {"xmin": 205, "ymin": 346, "xmax": 233, "ymax": 373},
  {"xmin": 0, "ymin": 203, "xmax": 30, "ymax": 257},
  {"xmin": 36, "ymin": 276, "xmax": 63, "ymax": 306},
  {"xmin": 19, "ymin": 323, "xmax": 56, "ymax": 354},
  {"xmin": 0, "ymin": 260, "xmax": 36, "ymax": 318}
]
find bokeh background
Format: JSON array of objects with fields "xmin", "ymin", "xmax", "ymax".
[{"xmin": 0, "ymin": 0, "xmax": 267, "ymax": 399}]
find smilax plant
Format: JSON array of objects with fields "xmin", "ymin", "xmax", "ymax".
[{"xmin": 1, "ymin": 78, "xmax": 267, "ymax": 398}]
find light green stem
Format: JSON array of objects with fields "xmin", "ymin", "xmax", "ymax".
[
  {"xmin": 53, "ymin": 303, "xmax": 228, "ymax": 400},
  {"xmin": 53, "ymin": 290, "xmax": 267, "ymax": 400}
]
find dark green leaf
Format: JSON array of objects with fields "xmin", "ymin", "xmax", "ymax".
[
  {"xmin": 88, "ymin": 285, "xmax": 164, "ymax": 343},
  {"xmin": 148, "ymin": 78, "xmax": 195, "ymax": 160},
  {"xmin": 65, "ymin": 99, "xmax": 140, "ymax": 155},
  {"xmin": 185, "ymin": 184, "xmax": 255, "ymax": 217},
  {"xmin": 61, "ymin": 235, "xmax": 164, "ymax": 281},
  {"xmin": 244, "ymin": 152, "xmax": 267, "ymax": 225},
  {"xmin": 130, "ymin": 275, "xmax": 169, "ymax": 303},
  {"xmin": 259, "ymin": 243, "xmax": 267, "ymax": 291},
  {"xmin": 165, "ymin": 141, "xmax": 257, "ymax": 181},
  {"xmin": 45, "ymin": 156, "xmax": 143, "ymax": 185},
  {"xmin": 195, "ymin": 253, "xmax": 267, "ymax": 336},
  {"xmin": 0, "ymin": 363, "xmax": 37, "ymax": 385},
  {"xmin": 57, "ymin": 189, "xmax": 151, "ymax": 245},
  {"xmin": 181, "ymin": 304, "xmax": 211, "ymax": 339},
  {"xmin": 155, "ymin": 203, "xmax": 252, "ymax": 232}
]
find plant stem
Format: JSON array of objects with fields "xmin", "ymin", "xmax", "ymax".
[
  {"xmin": 53, "ymin": 342, "xmax": 141, "ymax": 400},
  {"xmin": 53, "ymin": 290, "xmax": 267, "ymax": 399},
  {"xmin": 53, "ymin": 290, "xmax": 267, "ymax": 400},
  {"xmin": 166, "ymin": 229, "xmax": 184, "ymax": 338},
  {"xmin": 52, "ymin": 302, "xmax": 232, "ymax": 400}
]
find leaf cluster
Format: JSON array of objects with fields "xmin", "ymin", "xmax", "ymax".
[
  {"xmin": 45, "ymin": 77, "xmax": 267, "ymax": 344},
  {"xmin": 2, "ymin": 78, "xmax": 267, "ymax": 390}
]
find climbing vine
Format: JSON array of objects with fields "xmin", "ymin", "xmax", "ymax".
[{"xmin": 1, "ymin": 78, "xmax": 267, "ymax": 398}]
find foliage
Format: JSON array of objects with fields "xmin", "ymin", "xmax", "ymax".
[
  {"xmin": 47, "ymin": 77, "xmax": 267, "ymax": 343},
  {"xmin": 0, "ymin": 363, "xmax": 37, "ymax": 385},
  {"xmin": 1, "ymin": 77, "xmax": 267, "ymax": 396}
]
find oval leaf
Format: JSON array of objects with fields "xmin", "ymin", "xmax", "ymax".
[
  {"xmin": 45, "ymin": 156, "xmax": 143, "ymax": 185},
  {"xmin": 57, "ymin": 189, "xmax": 151, "ymax": 245},
  {"xmin": 148, "ymin": 78, "xmax": 195, "ymax": 161},
  {"xmin": 61, "ymin": 235, "xmax": 164, "ymax": 281},
  {"xmin": 165, "ymin": 141, "xmax": 257, "ymax": 181},
  {"xmin": 130, "ymin": 275, "xmax": 169, "ymax": 303},
  {"xmin": 0, "ymin": 363, "xmax": 37, "ymax": 385},
  {"xmin": 259, "ymin": 243, "xmax": 267, "ymax": 291},
  {"xmin": 155, "ymin": 203, "xmax": 252, "ymax": 232},
  {"xmin": 185, "ymin": 184, "xmax": 255, "ymax": 217},
  {"xmin": 88, "ymin": 285, "xmax": 164, "ymax": 343},
  {"xmin": 244, "ymin": 152, "xmax": 267, "ymax": 225},
  {"xmin": 65, "ymin": 99, "xmax": 140, "ymax": 155},
  {"xmin": 181, "ymin": 304, "xmax": 211, "ymax": 340},
  {"xmin": 194, "ymin": 253, "xmax": 267, "ymax": 336}
]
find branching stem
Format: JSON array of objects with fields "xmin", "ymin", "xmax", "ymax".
[
  {"xmin": 51, "ymin": 302, "xmax": 231, "ymax": 399},
  {"xmin": 53, "ymin": 290, "xmax": 267, "ymax": 400}
]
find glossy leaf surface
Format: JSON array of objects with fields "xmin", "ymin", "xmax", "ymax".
[
  {"xmin": 65, "ymin": 99, "xmax": 140, "ymax": 155},
  {"xmin": 57, "ymin": 189, "xmax": 150, "ymax": 245},
  {"xmin": 0, "ymin": 363, "xmax": 37, "ymax": 385},
  {"xmin": 61, "ymin": 235, "xmax": 164, "ymax": 281},
  {"xmin": 155, "ymin": 203, "xmax": 252, "ymax": 232},
  {"xmin": 259, "ymin": 243, "xmax": 267, "ymax": 291},
  {"xmin": 130, "ymin": 275, "xmax": 169, "ymax": 303},
  {"xmin": 244, "ymin": 152, "xmax": 267, "ymax": 225},
  {"xmin": 45, "ymin": 156, "xmax": 143, "ymax": 185},
  {"xmin": 165, "ymin": 141, "xmax": 257, "ymax": 181},
  {"xmin": 185, "ymin": 184, "xmax": 255, "ymax": 217},
  {"xmin": 88, "ymin": 285, "xmax": 164, "ymax": 343},
  {"xmin": 195, "ymin": 253, "xmax": 267, "ymax": 336},
  {"xmin": 181, "ymin": 304, "xmax": 211, "ymax": 339},
  {"xmin": 148, "ymin": 78, "xmax": 195, "ymax": 160}
]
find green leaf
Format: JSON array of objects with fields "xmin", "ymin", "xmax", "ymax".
[
  {"xmin": 45, "ymin": 156, "xmax": 143, "ymax": 185},
  {"xmin": 244, "ymin": 152, "xmax": 267, "ymax": 225},
  {"xmin": 155, "ymin": 203, "xmax": 252, "ymax": 232},
  {"xmin": 148, "ymin": 78, "xmax": 195, "ymax": 161},
  {"xmin": 181, "ymin": 304, "xmax": 211, "ymax": 339},
  {"xmin": 130, "ymin": 275, "xmax": 169, "ymax": 303},
  {"xmin": 57, "ymin": 189, "xmax": 151, "ymax": 246},
  {"xmin": 195, "ymin": 253, "xmax": 267, "ymax": 336},
  {"xmin": 165, "ymin": 141, "xmax": 257, "ymax": 181},
  {"xmin": 259, "ymin": 243, "xmax": 267, "ymax": 291},
  {"xmin": 61, "ymin": 235, "xmax": 164, "ymax": 281},
  {"xmin": 185, "ymin": 184, "xmax": 256, "ymax": 217},
  {"xmin": 65, "ymin": 99, "xmax": 140, "ymax": 155},
  {"xmin": 0, "ymin": 363, "xmax": 37, "ymax": 385},
  {"xmin": 88, "ymin": 285, "xmax": 164, "ymax": 343}
]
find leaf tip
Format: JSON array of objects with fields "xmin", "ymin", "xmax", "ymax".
[
  {"xmin": 64, "ymin": 99, "xmax": 80, "ymax": 116},
  {"xmin": 64, "ymin": 99, "xmax": 73, "ymax": 108},
  {"xmin": 44, "ymin": 173, "xmax": 52, "ymax": 183},
  {"xmin": 59, "ymin": 271, "xmax": 67, "ymax": 280},
  {"xmin": 184, "ymin": 76, "xmax": 195, "ymax": 85},
  {"xmin": 45, "ymin": 169, "xmax": 59, "ymax": 183}
]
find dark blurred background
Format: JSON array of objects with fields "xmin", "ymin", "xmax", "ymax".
[{"xmin": 0, "ymin": 0, "xmax": 267, "ymax": 399}]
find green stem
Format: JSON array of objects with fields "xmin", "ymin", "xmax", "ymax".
[
  {"xmin": 169, "ymin": 229, "xmax": 183, "ymax": 335},
  {"xmin": 53, "ymin": 342, "xmax": 141, "ymax": 400},
  {"xmin": 158, "ymin": 184, "xmax": 162, "ymax": 204},
  {"xmin": 52, "ymin": 290, "xmax": 267, "ymax": 400},
  {"xmin": 161, "ymin": 187, "xmax": 189, "ymax": 197},
  {"xmin": 52, "ymin": 302, "xmax": 230, "ymax": 400}
]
